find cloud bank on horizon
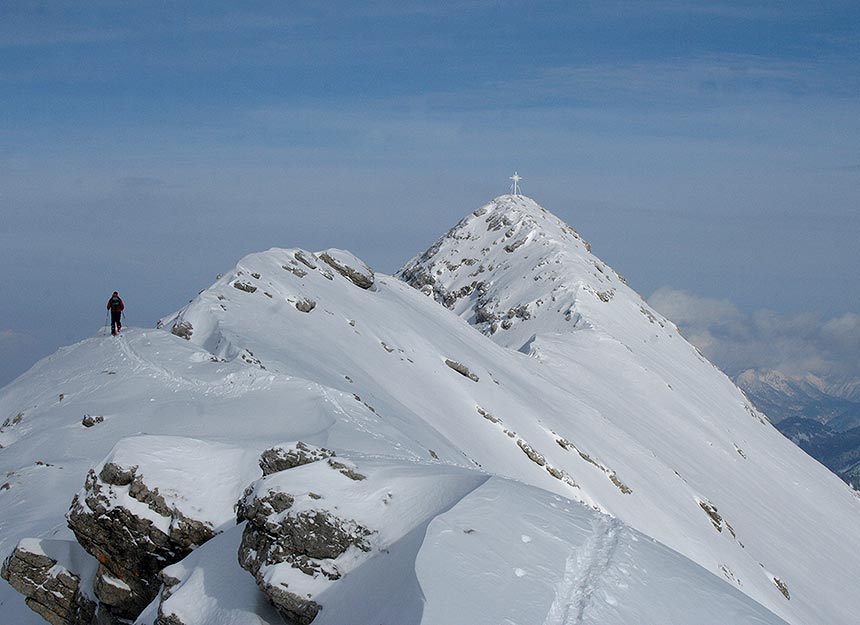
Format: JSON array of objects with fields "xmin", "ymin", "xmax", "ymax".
[{"xmin": 649, "ymin": 287, "xmax": 860, "ymax": 384}]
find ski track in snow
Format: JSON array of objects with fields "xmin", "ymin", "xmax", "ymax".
[
  {"xmin": 115, "ymin": 330, "xmax": 274, "ymax": 397},
  {"xmin": 116, "ymin": 332, "xmax": 215, "ymax": 389},
  {"xmin": 542, "ymin": 515, "xmax": 621, "ymax": 625}
]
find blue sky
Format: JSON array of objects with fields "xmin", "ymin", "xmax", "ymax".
[{"xmin": 1, "ymin": 1, "xmax": 859, "ymax": 386}]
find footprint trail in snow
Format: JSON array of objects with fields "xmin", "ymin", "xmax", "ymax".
[{"xmin": 543, "ymin": 515, "xmax": 622, "ymax": 625}]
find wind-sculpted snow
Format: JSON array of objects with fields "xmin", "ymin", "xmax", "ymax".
[
  {"xmin": 140, "ymin": 449, "xmax": 790, "ymax": 625},
  {"xmin": 416, "ymin": 478, "xmax": 790, "ymax": 625},
  {"xmin": 0, "ymin": 197, "xmax": 859, "ymax": 624},
  {"xmin": 237, "ymin": 455, "xmax": 488, "ymax": 624}
]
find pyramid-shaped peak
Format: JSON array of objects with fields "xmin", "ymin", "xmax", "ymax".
[
  {"xmin": 408, "ymin": 193, "xmax": 594, "ymax": 275},
  {"xmin": 469, "ymin": 194, "xmax": 572, "ymax": 235},
  {"xmin": 398, "ymin": 195, "xmax": 663, "ymax": 351},
  {"xmin": 488, "ymin": 193, "xmax": 542, "ymax": 208}
]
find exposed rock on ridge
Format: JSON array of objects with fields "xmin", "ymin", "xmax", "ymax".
[
  {"xmin": 237, "ymin": 444, "xmax": 375, "ymax": 624},
  {"xmin": 66, "ymin": 462, "xmax": 218, "ymax": 618},
  {"xmin": 319, "ymin": 249, "xmax": 375, "ymax": 290},
  {"xmin": 1, "ymin": 540, "xmax": 97, "ymax": 625},
  {"xmin": 58, "ymin": 436, "xmax": 261, "ymax": 622}
]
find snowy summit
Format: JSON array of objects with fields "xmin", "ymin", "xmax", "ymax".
[{"xmin": 2, "ymin": 195, "xmax": 860, "ymax": 625}]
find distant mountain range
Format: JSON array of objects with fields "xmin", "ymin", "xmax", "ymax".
[
  {"xmin": 734, "ymin": 368, "xmax": 860, "ymax": 487},
  {"xmin": 736, "ymin": 369, "xmax": 860, "ymax": 431}
]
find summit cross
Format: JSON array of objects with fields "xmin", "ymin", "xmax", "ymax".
[{"xmin": 509, "ymin": 172, "xmax": 523, "ymax": 195}]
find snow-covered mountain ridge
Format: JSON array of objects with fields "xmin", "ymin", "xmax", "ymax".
[{"xmin": 1, "ymin": 195, "xmax": 859, "ymax": 625}]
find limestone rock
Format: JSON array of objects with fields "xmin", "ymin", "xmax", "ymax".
[
  {"xmin": 1, "ymin": 538, "xmax": 98, "ymax": 625},
  {"xmin": 67, "ymin": 465, "xmax": 215, "ymax": 618},
  {"xmin": 236, "ymin": 459, "xmax": 380, "ymax": 624},
  {"xmin": 295, "ymin": 298, "xmax": 316, "ymax": 313},
  {"xmin": 318, "ymin": 249, "xmax": 375, "ymax": 289},
  {"xmin": 259, "ymin": 441, "xmax": 335, "ymax": 476},
  {"xmin": 232, "ymin": 281, "xmax": 257, "ymax": 294},
  {"xmin": 294, "ymin": 250, "xmax": 318, "ymax": 270},
  {"xmin": 445, "ymin": 359, "xmax": 479, "ymax": 382},
  {"xmin": 64, "ymin": 436, "xmax": 259, "ymax": 622},
  {"xmin": 238, "ymin": 500, "xmax": 372, "ymax": 624},
  {"xmin": 252, "ymin": 579, "xmax": 321, "ymax": 625},
  {"xmin": 170, "ymin": 320, "xmax": 193, "ymax": 340},
  {"xmin": 516, "ymin": 439, "xmax": 546, "ymax": 466},
  {"xmin": 82, "ymin": 414, "xmax": 105, "ymax": 427}
]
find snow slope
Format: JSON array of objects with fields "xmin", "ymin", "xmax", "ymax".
[{"xmin": 1, "ymin": 194, "xmax": 858, "ymax": 625}]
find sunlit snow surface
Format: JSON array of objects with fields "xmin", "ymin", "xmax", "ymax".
[{"xmin": 1, "ymin": 196, "xmax": 858, "ymax": 624}]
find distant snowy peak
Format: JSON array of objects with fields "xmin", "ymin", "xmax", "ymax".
[
  {"xmin": 827, "ymin": 377, "xmax": 860, "ymax": 403},
  {"xmin": 736, "ymin": 369, "xmax": 828, "ymax": 397},
  {"xmin": 398, "ymin": 194, "xmax": 672, "ymax": 350},
  {"xmin": 735, "ymin": 368, "xmax": 860, "ymax": 407},
  {"xmin": 736, "ymin": 368, "xmax": 860, "ymax": 430}
]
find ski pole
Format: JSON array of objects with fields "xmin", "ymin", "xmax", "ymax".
[{"xmin": 104, "ymin": 310, "xmax": 109, "ymax": 335}]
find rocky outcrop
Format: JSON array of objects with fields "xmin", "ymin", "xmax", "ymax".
[
  {"xmin": 774, "ymin": 577, "xmax": 791, "ymax": 600},
  {"xmin": 233, "ymin": 449, "xmax": 485, "ymax": 625},
  {"xmin": 294, "ymin": 250, "xmax": 318, "ymax": 270},
  {"xmin": 318, "ymin": 249, "xmax": 375, "ymax": 289},
  {"xmin": 237, "ymin": 447, "xmax": 380, "ymax": 624},
  {"xmin": 1, "ymin": 539, "xmax": 98, "ymax": 625},
  {"xmin": 517, "ymin": 439, "xmax": 546, "ymax": 466},
  {"xmin": 445, "ymin": 359, "xmax": 479, "ymax": 382},
  {"xmin": 61, "ymin": 436, "xmax": 261, "ymax": 623},
  {"xmin": 67, "ymin": 462, "xmax": 217, "ymax": 619},
  {"xmin": 170, "ymin": 320, "xmax": 193, "ymax": 340},
  {"xmin": 259, "ymin": 441, "xmax": 336, "ymax": 476},
  {"xmin": 238, "ymin": 501, "xmax": 372, "ymax": 623},
  {"xmin": 4, "ymin": 435, "xmax": 487, "ymax": 625},
  {"xmin": 295, "ymin": 298, "xmax": 316, "ymax": 313},
  {"xmin": 81, "ymin": 414, "xmax": 104, "ymax": 427},
  {"xmin": 232, "ymin": 281, "xmax": 257, "ymax": 294}
]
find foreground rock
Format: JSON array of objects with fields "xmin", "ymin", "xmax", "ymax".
[
  {"xmin": 65, "ymin": 436, "xmax": 261, "ymax": 621},
  {"xmin": 259, "ymin": 441, "xmax": 336, "ymax": 476},
  {"xmin": 1, "ymin": 539, "xmax": 99, "ymax": 625},
  {"xmin": 133, "ymin": 525, "xmax": 282, "ymax": 625},
  {"xmin": 237, "ymin": 451, "xmax": 487, "ymax": 624}
]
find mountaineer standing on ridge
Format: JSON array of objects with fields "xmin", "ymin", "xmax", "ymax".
[{"xmin": 107, "ymin": 291, "xmax": 124, "ymax": 336}]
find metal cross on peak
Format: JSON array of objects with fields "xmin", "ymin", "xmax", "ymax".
[{"xmin": 509, "ymin": 171, "xmax": 523, "ymax": 195}]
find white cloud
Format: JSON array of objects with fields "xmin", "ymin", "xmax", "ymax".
[{"xmin": 648, "ymin": 288, "xmax": 860, "ymax": 383}]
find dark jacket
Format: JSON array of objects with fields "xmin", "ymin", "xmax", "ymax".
[{"xmin": 107, "ymin": 296, "xmax": 124, "ymax": 312}]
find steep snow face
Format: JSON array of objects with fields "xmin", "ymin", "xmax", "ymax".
[
  {"xmin": 397, "ymin": 194, "xmax": 860, "ymax": 625},
  {"xmin": 1, "ymin": 195, "xmax": 860, "ymax": 625}
]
